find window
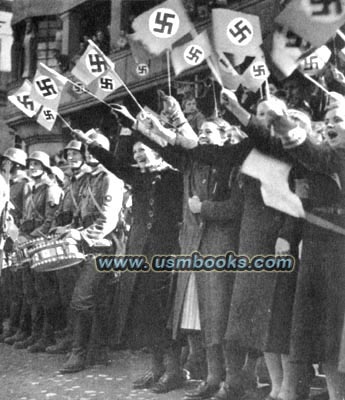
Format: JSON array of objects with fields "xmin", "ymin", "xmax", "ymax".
[{"xmin": 37, "ymin": 17, "xmax": 60, "ymax": 68}]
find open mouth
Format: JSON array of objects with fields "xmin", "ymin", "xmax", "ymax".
[{"xmin": 327, "ymin": 131, "xmax": 338, "ymax": 140}]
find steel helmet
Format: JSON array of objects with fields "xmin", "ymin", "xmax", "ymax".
[
  {"xmin": 86, "ymin": 129, "xmax": 110, "ymax": 151},
  {"xmin": 63, "ymin": 140, "xmax": 86, "ymax": 159},
  {"xmin": 27, "ymin": 151, "xmax": 51, "ymax": 170},
  {"xmin": 2, "ymin": 147, "xmax": 27, "ymax": 167}
]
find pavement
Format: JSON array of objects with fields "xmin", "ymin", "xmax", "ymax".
[
  {"xmin": 0, "ymin": 341, "xmax": 329, "ymax": 400},
  {"xmin": 0, "ymin": 343, "xmax": 192, "ymax": 400}
]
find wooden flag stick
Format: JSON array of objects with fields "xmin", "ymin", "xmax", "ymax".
[
  {"xmin": 166, "ymin": 49, "xmax": 172, "ymax": 96},
  {"xmin": 303, "ymin": 74, "xmax": 340, "ymax": 100},
  {"xmin": 337, "ymin": 29, "xmax": 345, "ymax": 43}
]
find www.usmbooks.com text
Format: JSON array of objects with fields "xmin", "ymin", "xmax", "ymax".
[{"xmin": 95, "ymin": 251, "xmax": 295, "ymax": 272}]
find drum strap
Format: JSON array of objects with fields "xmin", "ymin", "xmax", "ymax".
[
  {"xmin": 26, "ymin": 191, "xmax": 45, "ymax": 222},
  {"xmin": 68, "ymin": 182, "xmax": 80, "ymax": 214},
  {"xmin": 87, "ymin": 183, "xmax": 104, "ymax": 216}
]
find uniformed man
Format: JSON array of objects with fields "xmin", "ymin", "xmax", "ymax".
[
  {"xmin": 14, "ymin": 151, "xmax": 62, "ymax": 352},
  {"xmin": 0, "ymin": 148, "xmax": 31, "ymax": 345},
  {"xmin": 46, "ymin": 140, "xmax": 90, "ymax": 355},
  {"xmin": 60, "ymin": 130, "xmax": 124, "ymax": 373}
]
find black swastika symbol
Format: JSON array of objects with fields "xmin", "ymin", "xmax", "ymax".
[
  {"xmin": 304, "ymin": 55, "xmax": 320, "ymax": 71},
  {"xmin": 43, "ymin": 110, "xmax": 55, "ymax": 120},
  {"xmin": 310, "ymin": 0, "xmax": 343, "ymax": 16},
  {"xmin": 153, "ymin": 12, "xmax": 176, "ymax": 35},
  {"xmin": 73, "ymin": 82, "xmax": 84, "ymax": 94},
  {"xmin": 100, "ymin": 78, "xmax": 114, "ymax": 90},
  {"xmin": 88, "ymin": 54, "xmax": 107, "ymax": 74},
  {"xmin": 252, "ymin": 64, "xmax": 266, "ymax": 77},
  {"xmin": 36, "ymin": 79, "xmax": 57, "ymax": 97},
  {"xmin": 17, "ymin": 95, "xmax": 34, "ymax": 110},
  {"xmin": 186, "ymin": 47, "xmax": 203, "ymax": 64},
  {"xmin": 229, "ymin": 20, "xmax": 252, "ymax": 44},
  {"xmin": 137, "ymin": 64, "xmax": 148, "ymax": 75}
]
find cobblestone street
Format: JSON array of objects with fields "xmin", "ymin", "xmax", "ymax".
[{"xmin": 0, "ymin": 343, "xmax": 190, "ymax": 400}]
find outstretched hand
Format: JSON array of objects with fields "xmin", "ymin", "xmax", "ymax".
[{"xmin": 109, "ymin": 103, "xmax": 136, "ymax": 129}]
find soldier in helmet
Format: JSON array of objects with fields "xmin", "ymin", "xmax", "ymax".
[
  {"xmin": 60, "ymin": 130, "xmax": 124, "ymax": 373},
  {"xmin": 14, "ymin": 151, "xmax": 62, "ymax": 353},
  {"xmin": 0, "ymin": 148, "xmax": 32, "ymax": 345},
  {"xmin": 45, "ymin": 140, "xmax": 90, "ymax": 355}
]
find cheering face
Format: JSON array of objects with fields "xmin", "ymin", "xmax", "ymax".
[
  {"xmin": 324, "ymin": 107, "xmax": 345, "ymax": 148},
  {"xmin": 66, "ymin": 149, "xmax": 83, "ymax": 170},
  {"xmin": 1, "ymin": 158, "xmax": 12, "ymax": 176},
  {"xmin": 198, "ymin": 122, "xmax": 223, "ymax": 146},
  {"xmin": 133, "ymin": 141, "xmax": 158, "ymax": 170},
  {"xmin": 29, "ymin": 160, "xmax": 44, "ymax": 179},
  {"xmin": 256, "ymin": 98, "xmax": 287, "ymax": 129}
]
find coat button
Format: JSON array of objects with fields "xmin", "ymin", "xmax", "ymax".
[
  {"xmin": 147, "ymin": 222, "xmax": 152, "ymax": 230},
  {"xmin": 149, "ymin": 199, "xmax": 154, "ymax": 206},
  {"xmin": 148, "ymin": 210, "xmax": 154, "ymax": 218},
  {"xmin": 202, "ymin": 179, "xmax": 207, "ymax": 184}
]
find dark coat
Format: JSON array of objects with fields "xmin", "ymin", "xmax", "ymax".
[
  {"xmin": 89, "ymin": 140, "xmax": 183, "ymax": 348},
  {"xmin": 188, "ymin": 118, "xmax": 302, "ymax": 353},
  {"xmin": 282, "ymin": 138, "xmax": 345, "ymax": 366},
  {"xmin": 154, "ymin": 144, "xmax": 244, "ymax": 346}
]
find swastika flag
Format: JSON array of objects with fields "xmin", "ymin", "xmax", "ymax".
[
  {"xmin": 30, "ymin": 63, "xmax": 67, "ymax": 112},
  {"xmin": 299, "ymin": 45, "xmax": 331, "ymax": 76},
  {"xmin": 71, "ymin": 40, "xmax": 115, "ymax": 86},
  {"xmin": 212, "ymin": 8, "xmax": 263, "ymax": 66},
  {"xmin": 276, "ymin": 0, "xmax": 345, "ymax": 47},
  {"xmin": 171, "ymin": 31, "xmax": 212, "ymax": 76},
  {"xmin": 8, "ymin": 80, "xmax": 40, "ymax": 118},
  {"xmin": 131, "ymin": 0, "xmax": 193, "ymax": 56},
  {"xmin": 240, "ymin": 50, "xmax": 270, "ymax": 92},
  {"xmin": 36, "ymin": 106, "xmax": 58, "ymax": 132},
  {"xmin": 87, "ymin": 69, "xmax": 123, "ymax": 101}
]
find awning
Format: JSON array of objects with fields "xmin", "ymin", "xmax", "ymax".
[{"xmin": 12, "ymin": 0, "xmax": 89, "ymax": 25}]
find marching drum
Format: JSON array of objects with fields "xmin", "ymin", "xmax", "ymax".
[
  {"xmin": 30, "ymin": 237, "xmax": 85, "ymax": 272},
  {"xmin": 10, "ymin": 236, "xmax": 49, "ymax": 270}
]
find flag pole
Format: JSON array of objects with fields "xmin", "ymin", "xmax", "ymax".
[
  {"xmin": 88, "ymin": 40, "xmax": 146, "ymax": 114},
  {"xmin": 337, "ymin": 29, "xmax": 345, "ymax": 43},
  {"xmin": 265, "ymin": 80, "xmax": 270, "ymax": 100},
  {"xmin": 303, "ymin": 74, "xmax": 339, "ymax": 100},
  {"xmin": 58, "ymin": 114, "xmax": 92, "ymax": 143},
  {"xmin": 166, "ymin": 50, "xmax": 172, "ymax": 96}
]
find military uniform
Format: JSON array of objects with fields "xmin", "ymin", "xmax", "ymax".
[
  {"xmin": 16, "ymin": 177, "xmax": 61, "ymax": 351},
  {"xmin": 2, "ymin": 171, "xmax": 32, "ymax": 344},
  {"xmin": 61, "ymin": 162, "xmax": 124, "ymax": 373},
  {"xmin": 46, "ymin": 164, "xmax": 90, "ymax": 354}
]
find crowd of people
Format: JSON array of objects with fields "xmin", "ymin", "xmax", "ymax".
[{"xmin": 0, "ymin": 77, "xmax": 345, "ymax": 400}]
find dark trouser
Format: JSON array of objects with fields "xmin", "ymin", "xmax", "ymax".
[
  {"xmin": 56, "ymin": 265, "xmax": 81, "ymax": 336},
  {"xmin": 8, "ymin": 269, "xmax": 24, "ymax": 331},
  {"xmin": 22, "ymin": 267, "xmax": 42, "ymax": 338},
  {"xmin": 35, "ymin": 271, "xmax": 62, "ymax": 340},
  {"xmin": 70, "ymin": 254, "xmax": 111, "ymax": 354}
]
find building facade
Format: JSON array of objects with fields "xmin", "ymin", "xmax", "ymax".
[{"xmin": 3, "ymin": 0, "xmax": 278, "ymax": 156}]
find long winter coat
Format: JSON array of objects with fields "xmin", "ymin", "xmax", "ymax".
[
  {"xmin": 189, "ymin": 118, "xmax": 302, "ymax": 353},
  {"xmin": 280, "ymin": 136, "xmax": 345, "ymax": 367},
  {"xmin": 153, "ymin": 144, "xmax": 245, "ymax": 346},
  {"xmin": 89, "ymin": 138, "xmax": 183, "ymax": 348}
]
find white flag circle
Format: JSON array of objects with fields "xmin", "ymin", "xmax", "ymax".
[
  {"xmin": 301, "ymin": 0, "xmax": 345, "ymax": 23},
  {"xmin": 86, "ymin": 49, "xmax": 108, "ymax": 77},
  {"xmin": 34, "ymin": 76, "xmax": 59, "ymax": 100},
  {"xmin": 183, "ymin": 45, "xmax": 205, "ymax": 66},
  {"xmin": 136, "ymin": 63, "xmax": 149, "ymax": 76},
  {"xmin": 250, "ymin": 61, "xmax": 269, "ymax": 79},
  {"xmin": 227, "ymin": 17, "xmax": 254, "ymax": 47},
  {"xmin": 99, "ymin": 75, "xmax": 115, "ymax": 92},
  {"xmin": 149, "ymin": 8, "xmax": 180, "ymax": 39}
]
